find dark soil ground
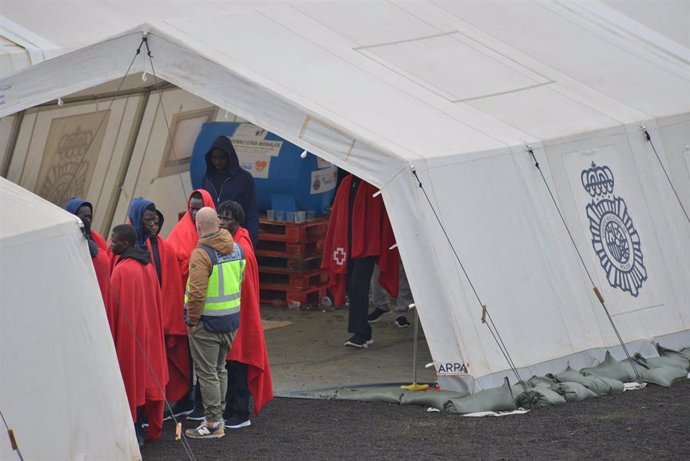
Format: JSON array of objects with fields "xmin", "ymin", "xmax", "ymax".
[{"xmin": 142, "ymin": 378, "xmax": 689, "ymax": 460}]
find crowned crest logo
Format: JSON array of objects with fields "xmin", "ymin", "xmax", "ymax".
[{"xmin": 581, "ymin": 162, "xmax": 647, "ymax": 296}]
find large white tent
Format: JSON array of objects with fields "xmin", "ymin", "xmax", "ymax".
[
  {"xmin": 0, "ymin": 177, "xmax": 140, "ymax": 459},
  {"xmin": 1, "ymin": 0, "xmax": 688, "ymax": 400}
]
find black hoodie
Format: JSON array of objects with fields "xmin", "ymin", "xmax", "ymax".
[{"xmin": 201, "ymin": 136, "xmax": 259, "ymax": 244}]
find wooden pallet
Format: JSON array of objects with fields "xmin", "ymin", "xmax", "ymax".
[
  {"xmin": 259, "ymin": 217, "xmax": 328, "ymax": 243},
  {"xmin": 255, "ymin": 239, "xmax": 324, "ymax": 258},
  {"xmin": 260, "ymin": 285, "xmax": 329, "ymax": 307},
  {"xmin": 257, "ymin": 254, "xmax": 323, "ymax": 272},
  {"xmin": 259, "ymin": 270, "xmax": 328, "ymax": 291}
]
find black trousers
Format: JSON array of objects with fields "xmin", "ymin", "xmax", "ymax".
[
  {"xmin": 346, "ymin": 256, "xmax": 377, "ymax": 338},
  {"xmin": 224, "ymin": 360, "xmax": 250, "ymax": 420}
]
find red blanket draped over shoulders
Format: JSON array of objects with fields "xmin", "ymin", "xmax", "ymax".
[
  {"xmin": 226, "ymin": 227, "xmax": 273, "ymax": 415},
  {"xmin": 148, "ymin": 236, "xmax": 190, "ymax": 402},
  {"xmin": 321, "ymin": 175, "xmax": 399, "ymax": 305},
  {"xmin": 166, "ymin": 189, "xmax": 215, "ymax": 284},
  {"xmin": 107, "ymin": 256, "xmax": 168, "ymax": 439}
]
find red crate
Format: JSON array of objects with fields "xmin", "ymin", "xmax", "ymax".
[
  {"xmin": 257, "ymin": 254, "xmax": 322, "ymax": 272},
  {"xmin": 259, "ymin": 217, "xmax": 328, "ymax": 243},
  {"xmin": 255, "ymin": 239, "xmax": 324, "ymax": 258},
  {"xmin": 259, "ymin": 270, "xmax": 328, "ymax": 291},
  {"xmin": 260, "ymin": 285, "xmax": 329, "ymax": 308}
]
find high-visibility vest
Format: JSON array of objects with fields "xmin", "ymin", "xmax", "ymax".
[{"xmin": 186, "ymin": 243, "xmax": 245, "ymax": 318}]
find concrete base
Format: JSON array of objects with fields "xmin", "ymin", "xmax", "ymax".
[{"xmin": 261, "ymin": 305, "xmax": 437, "ymax": 398}]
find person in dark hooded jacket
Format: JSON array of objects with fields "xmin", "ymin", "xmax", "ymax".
[{"xmin": 201, "ymin": 136, "xmax": 259, "ymax": 245}]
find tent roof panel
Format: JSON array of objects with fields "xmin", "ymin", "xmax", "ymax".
[{"xmin": 0, "ymin": 176, "xmax": 78, "ymax": 244}]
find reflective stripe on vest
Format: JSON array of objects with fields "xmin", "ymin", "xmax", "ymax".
[{"xmin": 186, "ymin": 242, "xmax": 245, "ymax": 317}]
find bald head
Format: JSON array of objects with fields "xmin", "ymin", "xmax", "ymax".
[{"xmin": 195, "ymin": 207, "xmax": 219, "ymax": 236}]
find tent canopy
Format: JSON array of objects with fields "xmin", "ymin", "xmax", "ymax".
[{"xmin": 1, "ymin": 1, "xmax": 689, "ymax": 393}]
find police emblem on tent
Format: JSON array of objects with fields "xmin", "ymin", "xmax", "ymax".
[{"xmin": 581, "ymin": 162, "xmax": 647, "ymax": 296}]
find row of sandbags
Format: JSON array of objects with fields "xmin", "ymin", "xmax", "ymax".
[{"xmin": 335, "ymin": 345, "xmax": 690, "ymax": 414}]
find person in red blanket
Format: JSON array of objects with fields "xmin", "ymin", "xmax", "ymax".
[
  {"xmin": 108, "ymin": 223, "xmax": 168, "ymax": 446},
  {"xmin": 321, "ymin": 174, "xmax": 400, "ymax": 348},
  {"xmin": 218, "ymin": 200, "xmax": 273, "ymax": 429},
  {"xmin": 166, "ymin": 189, "xmax": 216, "ymax": 285},
  {"xmin": 166, "ymin": 189, "xmax": 216, "ymax": 420},
  {"xmin": 145, "ymin": 208, "xmax": 190, "ymax": 409},
  {"xmin": 64, "ymin": 198, "xmax": 110, "ymax": 304}
]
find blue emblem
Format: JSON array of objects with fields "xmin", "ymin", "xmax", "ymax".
[{"xmin": 581, "ymin": 162, "xmax": 647, "ymax": 296}]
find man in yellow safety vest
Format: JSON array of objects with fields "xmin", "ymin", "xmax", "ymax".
[{"xmin": 184, "ymin": 207, "xmax": 244, "ymax": 439}]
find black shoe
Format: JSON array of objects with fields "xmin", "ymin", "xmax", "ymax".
[
  {"xmin": 344, "ymin": 334, "xmax": 374, "ymax": 348},
  {"xmin": 134, "ymin": 422, "xmax": 145, "ymax": 448},
  {"xmin": 164, "ymin": 398, "xmax": 195, "ymax": 421},
  {"xmin": 225, "ymin": 416, "xmax": 252, "ymax": 429},
  {"xmin": 367, "ymin": 308, "xmax": 390, "ymax": 323},
  {"xmin": 186, "ymin": 403, "xmax": 205, "ymax": 421},
  {"xmin": 394, "ymin": 316, "xmax": 411, "ymax": 328}
]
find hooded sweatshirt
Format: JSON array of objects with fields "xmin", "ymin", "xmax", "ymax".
[
  {"xmin": 201, "ymin": 136, "xmax": 259, "ymax": 244},
  {"xmin": 65, "ymin": 197, "xmax": 107, "ymax": 252},
  {"xmin": 128, "ymin": 197, "xmax": 155, "ymax": 249}
]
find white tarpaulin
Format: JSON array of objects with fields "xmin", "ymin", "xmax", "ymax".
[
  {"xmin": 0, "ymin": 177, "xmax": 140, "ymax": 460},
  {"xmin": 0, "ymin": 0, "xmax": 688, "ymax": 411}
]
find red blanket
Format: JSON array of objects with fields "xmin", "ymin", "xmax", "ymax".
[
  {"xmin": 92, "ymin": 230, "xmax": 107, "ymax": 251},
  {"xmin": 165, "ymin": 189, "xmax": 215, "ymax": 285},
  {"xmin": 147, "ymin": 236, "xmax": 190, "ymax": 403},
  {"xmin": 227, "ymin": 227, "xmax": 273, "ymax": 415},
  {"xmin": 92, "ymin": 249, "xmax": 111, "ymax": 305},
  {"xmin": 107, "ymin": 257, "xmax": 168, "ymax": 440},
  {"xmin": 321, "ymin": 175, "xmax": 399, "ymax": 305}
]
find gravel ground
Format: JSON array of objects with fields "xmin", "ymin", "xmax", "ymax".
[{"xmin": 141, "ymin": 378, "xmax": 690, "ymax": 460}]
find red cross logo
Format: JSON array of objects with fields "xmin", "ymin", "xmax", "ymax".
[{"xmin": 333, "ymin": 247, "xmax": 347, "ymax": 266}]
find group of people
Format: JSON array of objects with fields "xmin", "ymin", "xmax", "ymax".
[
  {"xmin": 65, "ymin": 136, "xmax": 271, "ymax": 444},
  {"xmin": 67, "ymin": 139, "xmax": 412, "ymax": 444}
]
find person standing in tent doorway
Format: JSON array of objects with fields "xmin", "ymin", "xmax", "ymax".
[
  {"xmin": 64, "ymin": 197, "xmax": 110, "ymax": 304},
  {"xmin": 218, "ymin": 200, "xmax": 273, "ymax": 429},
  {"xmin": 184, "ymin": 207, "xmax": 244, "ymax": 439},
  {"xmin": 201, "ymin": 136, "xmax": 259, "ymax": 246},
  {"xmin": 322, "ymin": 173, "xmax": 400, "ymax": 348},
  {"xmin": 107, "ymin": 224, "xmax": 168, "ymax": 447}
]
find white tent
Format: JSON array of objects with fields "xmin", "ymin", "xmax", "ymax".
[
  {"xmin": 0, "ymin": 177, "xmax": 140, "ymax": 459},
  {"xmin": 0, "ymin": 0, "xmax": 688, "ymax": 398}
]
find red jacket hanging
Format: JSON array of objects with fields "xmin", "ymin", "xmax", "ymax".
[
  {"xmin": 321, "ymin": 174, "xmax": 400, "ymax": 305},
  {"xmin": 226, "ymin": 226, "xmax": 273, "ymax": 415}
]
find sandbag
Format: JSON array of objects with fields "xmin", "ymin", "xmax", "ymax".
[
  {"xmin": 638, "ymin": 366, "xmax": 688, "ymax": 387},
  {"xmin": 445, "ymin": 378, "xmax": 516, "ymax": 414},
  {"xmin": 553, "ymin": 367, "xmax": 623, "ymax": 395},
  {"xmin": 653, "ymin": 346, "xmax": 690, "ymax": 371},
  {"xmin": 516, "ymin": 387, "xmax": 567, "ymax": 408},
  {"xmin": 527, "ymin": 375, "xmax": 557, "ymax": 388},
  {"xmin": 400, "ymin": 390, "xmax": 468, "ymax": 409},
  {"xmin": 596, "ymin": 376, "xmax": 625, "ymax": 395},
  {"xmin": 680, "ymin": 348, "xmax": 690, "ymax": 361},
  {"xmin": 551, "ymin": 382, "xmax": 597, "ymax": 402},
  {"xmin": 581, "ymin": 351, "xmax": 640, "ymax": 382}
]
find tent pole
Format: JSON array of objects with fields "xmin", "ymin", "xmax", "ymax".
[{"xmin": 401, "ymin": 305, "xmax": 429, "ymax": 391}]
